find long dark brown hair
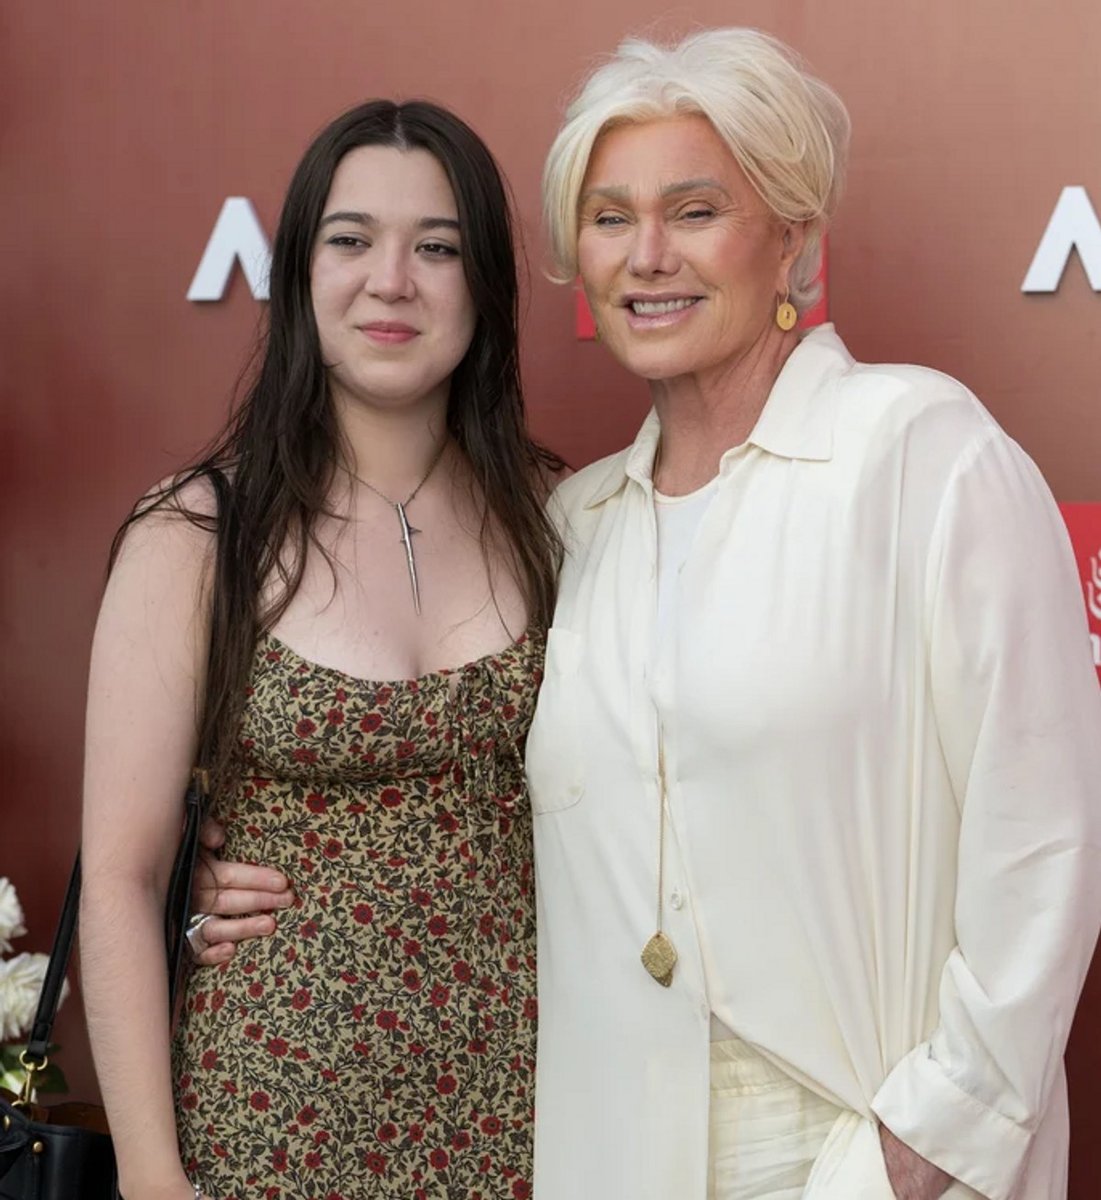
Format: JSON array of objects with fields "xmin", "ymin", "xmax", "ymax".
[{"xmin": 112, "ymin": 99, "xmax": 563, "ymax": 788}]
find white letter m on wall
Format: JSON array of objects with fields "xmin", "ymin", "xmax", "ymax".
[
  {"xmin": 1021, "ymin": 186, "xmax": 1101, "ymax": 293},
  {"xmin": 187, "ymin": 198, "xmax": 272, "ymax": 301}
]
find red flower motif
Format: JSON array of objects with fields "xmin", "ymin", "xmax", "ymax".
[
  {"xmin": 512, "ymin": 1183, "xmax": 532, "ymax": 1199},
  {"xmin": 292, "ymin": 988, "xmax": 312, "ymax": 1011},
  {"xmin": 323, "ymin": 838, "xmax": 343, "ymax": 859},
  {"xmin": 365, "ymin": 1151, "xmax": 387, "ymax": 1175},
  {"xmin": 403, "ymin": 969, "xmax": 422, "ymax": 992},
  {"xmin": 272, "ymin": 1148, "xmax": 287, "ymax": 1173},
  {"xmin": 429, "ymin": 985, "xmax": 450, "ymax": 1008},
  {"xmin": 250, "ymin": 1091, "xmax": 270, "ymax": 1111},
  {"xmin": 295, "ymin": 718, "xmax": 317, "ymax": 738},
  {"xmin": 376, "ymin": 1010, "xmax": 398, "ymax": 1029},
  {"xmin": 452, "ymin": 961, "xmax": 473, "ymax": 983},
  {"xmin": 200, "ymin": 1049, "xmax": 218, "ymax": 1070},
  {"xmin": 427, "ymin": 915, "xmax": 448, "ymax": 937},
  {"xmin": 480, "ymin": 1116, "xmax": 501, "ymax": 1136},
  {"xmin": 523, "ymin": 997, "xmax": 538, "ymax": 1020},
  {"xmin": 429, "ymin": 1148, "xmax": 449, "ymax": 1169},
  {"xmin": 380, "ymin": 787, "xmax": 403, "ymax": 808},
  {"xmin": 353, "ymin": 903, "xmax": 374, "ymax": 925},
  {"xmin": 305, "ymin": 1150, "xmax": 322, "ymax": 1169},
  {"xmin": 244, "ymin": 1023, "xmax": 263, "ymax": 1041},
  {"xmin": 298, "ymin": 1105, "xmax": 318, "ymax": 1125},
  {"xmin": 306, "ymin": 793, "xmax": 328, "ymax": 813},
  {"xmin": 267, "ymin": 1037, "xmax": 288, "ymax": 1057},
  {"xmin": 436, "ymin": 1074, "xmax": 457, "ymax": 1095},
  {"xmin": 360, "ymin": 712, "xmax": 383, "ymax": 733},
  {"xmin": 326, "ymin": 707, "xmax": 345, "ymax": 726},
  {"xmin": 378, "ymin": 1123, "xmax": 397, "ymax": 1142}
]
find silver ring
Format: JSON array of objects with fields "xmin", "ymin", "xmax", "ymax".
[{"xmin": 185, "ymin": 912, "xmax": 216, "ymax": 958}]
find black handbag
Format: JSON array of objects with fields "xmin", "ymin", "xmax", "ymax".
[{"xmin": 0, "ymin": 769, "xmax": 208, "ymax": 1200}]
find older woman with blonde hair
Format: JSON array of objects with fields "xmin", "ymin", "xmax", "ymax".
[{"xmin": 526, "ymin": 26, "xmax": 1101, "ymax": 1200}]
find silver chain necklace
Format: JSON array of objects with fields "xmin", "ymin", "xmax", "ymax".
[{"xmin": 344, "ymin": 440, "xmax": 448, "ymax": 615}]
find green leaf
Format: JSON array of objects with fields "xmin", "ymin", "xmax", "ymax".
[
  {"xmin": 33, "ymin": 1063, "xmax": 69, "ymax": 1094},
  {"xmin": 0, "ymin": 1044, "xmax": 24, "ymax": 1073}
]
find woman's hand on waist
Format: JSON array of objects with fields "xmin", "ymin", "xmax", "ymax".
[{"xmin": 188, "ymin": 817, "xmax": 295, "ymax": 966}]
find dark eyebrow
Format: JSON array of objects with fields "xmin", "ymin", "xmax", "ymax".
[
  {"xmin": 318, "ymin": 210, "xmax": 374, "ymax": 229},
  {"xmin": 316, "ymin": 211, "xmax": 461, "ymax": 233},
  {"xmin": 579, "ymin": 178, "xmax": 733, "ymax": 207},
  {"xmin": 418, "ymin": 217, "xmax": 461, "ymax": 233}
]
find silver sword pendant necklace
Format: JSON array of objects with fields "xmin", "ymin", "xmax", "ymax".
[{"xmin": 344, "ymin": 439, "xmax": 448, "ymax": 616}]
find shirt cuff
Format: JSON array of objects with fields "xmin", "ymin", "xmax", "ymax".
[{"xmin": 871, "ymin": 1043, "xmax": 1031, "ymax": 1200}]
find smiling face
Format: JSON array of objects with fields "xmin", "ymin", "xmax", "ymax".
[
  {"xmin": 576, "ymin": 115, "xmax": 801, "ymax": 384},
  {"xmin": 310, "ymin": 145, "xmax": 477, "ymax": 418}
]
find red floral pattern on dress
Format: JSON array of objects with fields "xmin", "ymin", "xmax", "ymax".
[{"xmin": 173, "ymin": 630, "xmax": 544, "ymax": 1198}]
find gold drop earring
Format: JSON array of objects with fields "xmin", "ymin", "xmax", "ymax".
[{"xmin": 775, "ymin": 288, "xmax": 797, "ymax": 332}]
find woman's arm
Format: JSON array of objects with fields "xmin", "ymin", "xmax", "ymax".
[
  {"xmin": 871, "ymin": 432, "xmax": 1101, "ymax": 1200},
  {"xmin": 80, "ymin": 497, "xmax": 214, "ymax": 1200}
]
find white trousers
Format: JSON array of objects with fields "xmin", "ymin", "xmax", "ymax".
[{"xmin": 707, "ymin": 1037, "xmax": 841, "ymax": 1200}]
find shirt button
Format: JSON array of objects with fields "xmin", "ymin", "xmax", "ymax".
[
  {"xmin": 568, "ymin": 784, "xmax": 583, "ymax": 799},
  {"xmin": 669, "ymin": 888, "xmax": 685, "ymax": 911}
]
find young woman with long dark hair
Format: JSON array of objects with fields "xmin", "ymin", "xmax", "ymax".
[{"xmin": 80, "ymin": 99, "xmax": 561, "ymax": 1200}]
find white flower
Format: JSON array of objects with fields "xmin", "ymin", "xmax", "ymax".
[
  {"xmin": 0, "ymin": 878, "xmax": 27, "ymax": 954},
  {"xmin": 0, "ymin": 953, "xmax": 67, "ymax": 1043}
]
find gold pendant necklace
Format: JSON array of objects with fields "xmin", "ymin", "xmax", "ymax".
[
  {"xmin": 641, "ymin": 734, "xmax": 677, "ymax": 986},
  {"xmin": 344, "ymin": 439, "xmax": 448, "ymax": 615}
]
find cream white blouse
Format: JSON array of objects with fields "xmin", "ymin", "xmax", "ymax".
[{"xmin": 526, "ymin": 326, "xmax": 1101, "ymax": 1200}]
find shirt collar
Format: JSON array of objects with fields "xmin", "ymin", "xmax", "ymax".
[{"xmin": 581, "ymin": 324, "xmax": 853, "ymax": 510}]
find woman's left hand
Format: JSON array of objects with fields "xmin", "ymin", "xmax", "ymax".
[{"xmin": 879, "ymin": 1125, "xmax": 952, "ymax": 1200}]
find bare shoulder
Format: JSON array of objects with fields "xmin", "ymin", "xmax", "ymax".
[
  {"xmin": 104, "ymin": 470, "xmax": 228, "ymax": 623},
  {"xmin": 113, "ymin": 470, "xmax": 223, "ymax": 564}
]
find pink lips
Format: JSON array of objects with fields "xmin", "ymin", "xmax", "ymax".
[{"xmin": 359, "ymin": 321, "xmax": 418, "ymax": 345}]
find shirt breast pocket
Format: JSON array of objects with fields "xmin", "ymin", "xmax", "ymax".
[{"xmin": 525, "ymin": 627, "xmax": 585, "ymax": 814}]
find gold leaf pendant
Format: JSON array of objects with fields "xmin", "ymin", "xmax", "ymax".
[{"xmin": 641, "ymin": 931, "xmax": 677, "ymax": 987}]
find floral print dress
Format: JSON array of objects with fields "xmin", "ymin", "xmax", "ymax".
[{"xmin": 172, "ymin": 630, "xmax": 543, "ymax": 1200}]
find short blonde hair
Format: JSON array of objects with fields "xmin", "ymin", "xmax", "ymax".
[{"xmin": 542, "ymin": 28, "xmax": 851, "ymax": 312}]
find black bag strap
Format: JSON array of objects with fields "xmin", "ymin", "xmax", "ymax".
[
  {"xmin": 164, "ymin": 769, "xmax": 209, "ymax": 1005},
  {"xmin": 24, "ymin": 856, "xmax": 83, "ymax": 1066}
]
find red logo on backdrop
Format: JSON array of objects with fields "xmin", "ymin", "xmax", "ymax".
[
  {"xmin": 575, "ymin": 238, "xmax": 830, "ymax": 338},
  {"xmin": 1059, "ymin": 504, "xmax": 1101, "ymax": 684}
]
